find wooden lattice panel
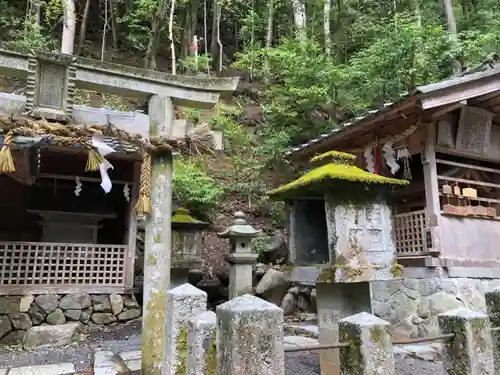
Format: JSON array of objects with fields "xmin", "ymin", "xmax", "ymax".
[
  {"xmin": 455, "ymin": 106, "xmax": 493, "ymax": 153},
  {"xmin": 0, "ymin": 242, "xmax": 127, "ymax": 287},
  {"xmin": 393, "ymin": 210, "xmax": 427, "ymax": 256}
]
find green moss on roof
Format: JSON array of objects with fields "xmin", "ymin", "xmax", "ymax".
[
  {"xmin": 171, "ymin": 208, "xmax": 205, "ymax": 224},
  {"xmin": 310, "ymin": 151, "xmax": 356, "ymax": 165},
  {"xmin": 267, "ymin": 153, "xmax": 408, "ymax": 196}
]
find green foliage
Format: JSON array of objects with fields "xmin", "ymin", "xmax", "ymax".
[{"xmin": 172, "ymin": 156, "xmax": 223, "ymax": 213}]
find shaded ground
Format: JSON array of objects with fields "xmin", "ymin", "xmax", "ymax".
[{"xmin": 0, "ymin": 320, "xmax": 320, "ymax": 375}]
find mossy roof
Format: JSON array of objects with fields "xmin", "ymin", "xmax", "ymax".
[
  {"xmin": 267, "ymin": 151, "xmax": 408, "ymax": 197},
  {"xmin": 171, "ymin": 208, "xmax": 208, "ymax": 230}
]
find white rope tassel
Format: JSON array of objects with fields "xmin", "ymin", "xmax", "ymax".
[
  {"xmin": 382, "ymin": 142, "xmax": 400, "ymax": 175},
  {"xmin": 364, "ymin": 146, "xmax": 375, "ymax": 173},
  {"xmin": 397, "ymin": 148, "xmax": 412, "ymax": 180}
]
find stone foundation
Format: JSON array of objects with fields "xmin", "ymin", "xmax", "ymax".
[
  {"xmin": 372, "ymin": 273, "xmax": 500, "ymax": 338},
  {"xmin": 0, "ymin": 293, "xmax": 141, "ymax": 346}
]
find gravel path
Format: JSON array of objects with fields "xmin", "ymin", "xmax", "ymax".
[{"xmin": 0, "ymin": 320, "xmax": 320, "ymax": 374}]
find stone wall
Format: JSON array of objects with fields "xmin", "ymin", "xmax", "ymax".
[
  {"xmin": 372, "ymin": 275, "xmax": 500, "ymax": 338},
  {"xmin": 0, "ymin": 293, "xmax": 140, "ymax": 346}
]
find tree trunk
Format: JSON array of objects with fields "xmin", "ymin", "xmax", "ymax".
[
  {"xmin": 110, "ymin": 0, "xmax": 119, "ymax": 50},
  {"xmin": 169, "ymin": 0, "xmax": 177, "ymax": 75},
  {"xmin": 443, "ymin": 0, "xmax": 461, "ymax": 73},
  {"xmin": 182, "ymin": 1, "xmax": 200, "ymax": 59},
  {"xmin": 204, "ymin": 0, "xmax": 210, "ymax": 74},
  {"xmin": 61, "ymin": 0, "xmax": 76, "ymax": 55},
  {"xmin": 76, "ymin": 0, "xmax": 91, "ymax": 55},
  {"xmin": 263, "ymin": 0, "xmax": 274, "ymax": 82},
  {"xmin": 290, "ymin": 0, "xmax": 307, "ymax": 43},
  {"xmin": 324, "ymin": 0, "xmax": 331, "ymax": 55},
  {"xmin": 210, "ymin": 0, "xmax": 221, "ymax": 71},
  {"xmin": 144, "ymin": 0, "xmax": 168, "ymax": 70},
  {"xmin": 101, "ymin": 0, "xmax": 109, "ymax": 61}
]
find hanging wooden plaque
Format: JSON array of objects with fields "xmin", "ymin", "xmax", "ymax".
[
  {"xmin": 473, "ymin": 205, "xmax": 488, "ymax": 216},
  {"xmin": 455, "ymin": 106, "xmax": 493, "ymax": 154},
  {"xmin": 442, "ymin": 184, "xmax": 453, "ymax": 195},
  {"xmin": 443, "ymin": 204, "xmax": 456, "ymax": 215},
  {"xmin": 487, "ymin": 207, "xmax": 497, "ymax": 217},
  {"xmin": 453, "ymin": 185, "xmax": 461, "ymax": 196},
  {"xmin": 462, "ymin": 187, "xmax": 478, "ymax": 198}
]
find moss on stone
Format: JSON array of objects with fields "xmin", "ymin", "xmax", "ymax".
[
  {"xmin": 147, "ymin": 255, "xmax": 158, "ymax": 266},
  {"xmin": 390, "ymin": 263, "xmax": 404, "ymax": 278},
  {"xmin": 149, "ymin": 123, "xmax": 158, "ymax": 136},
  {"xmin": 267, "ymin": 157, "xmax": 407, "ymax": 197},
  {"xmin": 175, "ymin": 327, "xmax": 188, "ymax": 375},
  {"xmin": 153, "ymin": 234, "xmax": 162, "ymax": 243},
  {"xmin": 310, "ymin": 151, "xmax": 356, "ymax": 165},
  {"xmin": 317, "ymin": 267, "xmax": 335, "ymax": 283},
  {"xmin": 204, "ymin": 335, "xmax": 217, "ymax": 375},
  {"xmin": 369, "ymin": 326, "xmax": 385, "ymax": 343},
  {"xmin": 171, "ymin": 208, "xmax": 205, "ymax": 224}
]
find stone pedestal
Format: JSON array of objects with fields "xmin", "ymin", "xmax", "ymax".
[
  {"xmin": 187, "ymin": 310, "xmax": 216, "ymax": 375},
  {"xmin": 218, "ymin": 212, "xmax": 260, "ymax": 299}
]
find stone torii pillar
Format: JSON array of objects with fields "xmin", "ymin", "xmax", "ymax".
[{"xmin": 218, "ymin": 212, "xmax": 260, "ymax": 299}]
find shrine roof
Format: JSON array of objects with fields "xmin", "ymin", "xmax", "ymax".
[{"xmin": 286, "ymin": 55, "xmax": 500, "ymax": 162}]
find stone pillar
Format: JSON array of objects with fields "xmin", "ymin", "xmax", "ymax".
[
  {"xmin": 486, "ymin": 288, "xmax": 500, "ymax": 370},
  {"xmin": 319, "ymin": 309, "xmax": 340, "ymax": 375},
  {"xmin": 187, "ymin": 310, "xmax": 216, "ymax": 375},
  {"xmin": 141, "ymin": 95, "xmax": 174, "ymax": 375},
  {"xmin": 164, "ymin": 283, "xmax": 207, "ymax": 375},
  {"xmin": 218, "ymin": 212, "xmax": 260, "ymax": 299},
  {"xmin": 438, "ymin": 308, "xmax": 494, "ymax": 375},
  {"xmin": 339, "ymin": 312, "xmax": 395, "ymax": 375},
  {"xmin": 216, "ymin": 294, "xmax": 284, "ymax": 375}
]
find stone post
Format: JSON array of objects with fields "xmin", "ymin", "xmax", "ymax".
[
  {"xmin": 486, "ymin": 288, "xmax": 500, "ymax": 370},
  {"xmin": 339, "ymin": 312, "xmax": 395, "ymax": 375},
  {"xmin": 141, "ymin": 95, "xmax": 174, "ymax": 375},
  {"xmin": 216, "ymin": 294, "xmax": 284, "ymax": 375},
  {"xmin": 187, "ymin": 310, "xmax": 216, "ymax": 375},
  {"xmin": 319, "ymin": 309, "xmax": 341, "ymax": 375},
  {"xmin": 164, "ymin": 283, "xmax": 207, "ymax": 375},
  {"xmin": 218, "ymin": 212, "xmax": 260, "ymax": 299},
  {"xmin": 438, "ymin": 308, "xmax": 494, "ymax": 375}
]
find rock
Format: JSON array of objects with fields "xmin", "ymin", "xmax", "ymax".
[
  {"xmin": 117, "ymin": 308, "xmax": 141, "ymax": 321},
  {"xmin": 29, "ymin": 303, "xmax": 46, "ymax": 325},
  {"xmin": 287, "ymin": 286, "xmax": 299, "ymax": 296},
  {"xmin": 258, "ymin": 230, "xmax": 288, "ymax": 263},
  {"xmin": 19, "ymin": 295, "xmax": 34, "ymax": 313},
  {"xmin": 215, "ymin": 271, "xmax": 229, "ymax": 287},
  {"xmin": 296, "ymin": 295, "xmax": 310, "ymax": 312},
  {"xmin": 255, "ymin": 263, "xmax": 268, "ymax": 278},
  {"xmin": 187, "ymin": 269, "xmax": 205, "ymax": 286},
  {"xmin": 80, "ymin": 308, "xmax": 92, "ymax": 324},
  {"xmin": 23, "ymin": 323, "xmax": 80, "ymax": 350},
  {"xmin": 59, "ymin": 294, "xmax": 91, "ymax": 310},
  {"xmin": 46, "ymin": 309, "xmax": 66, "ymax": 325},
  {"xmin": 64, "ymin": 310, "xmax": 82, "ymax": 321},
  {"xmin": 9, "ymin": 313, "xmax": 32, "ymax": 330},
  {"xmin": 0, "ymin": 316, "xmax": 12, "ymax": 339},
  {"xmin": 281, "ymin": 293, "xmax": 296, "ymax": 316},
  {"xmin": 92, "ymin": 295, "xmax": 111, "ymax": 312},
  {"xmin": 310, "ymin": 288, "xmax": 317, "ymax": 310},
  {"xmin": 0, "ymin": 296, "xmax": 21, "ymax": 315},
  {"xmin": 92, "ymin": 313, "xmax": 117, "ymax": 325},
  {"xmin": 392, "ymin": 317, "xmax": 418, "ymax": 339},
  {"xmin": 123, "ymin": 295, "xmax": 139, "ymax": 309},
  {"xmin": 35, "ymin": 295, "xmax": 60, "ymax": 314},
  {"xmin": 0, "ymin": 330, "xmax": 25, "ymax": 345},
  {"xmin": 256, "ymin": 269, "xmax": 288, "ymax": 294},
  {"xmin": 109, "ymin": 294, "xmax": 124, "ymax": 315},
  {"xmin": 428, "ymin": 292, "xmax": 463, "ymax": 314}
]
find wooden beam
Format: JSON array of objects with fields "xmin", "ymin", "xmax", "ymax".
[
  {"xmin": 421, "ymin": 76, "xmax": 500, "ymax": 109},
  {"xmin": 429, "ymin": 100, "xmax": 466, "ymax": 119},
  {"xmin": 39, "ymin": 173, "xmax": 133, "ymax": 184},
  {"xmin": 124, "ymin": 162, "xmax": 140, "ymax": 288},
  {"xmin": 422, "ymin": 122, "xmax": 441, "ymax": 228},
  {"xmin": 437, "ymin": 175, "xmax": 500, "ymax": 189},
  {"xmin": 436, "ymin": 159, "xmax": 500, "ymax": 175},
  {"xmin": 469, "ymin": 90, "xmax": 500, "ymax": 104}
]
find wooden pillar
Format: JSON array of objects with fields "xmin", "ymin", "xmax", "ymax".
[
  {"xmin": 422, "ymin": 121, "xmax": 441, "ymax": 254},
  {"xmin": 124, "ymin": 162, "xmax": 140, "ymax": 289},
  {"xmin": 141, "ymin": 95, "xmax": 174, "ymax": 375}
]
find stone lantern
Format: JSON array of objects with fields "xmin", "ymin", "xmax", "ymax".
[
  {"xmin": 218, "ymin": 211, "xmax": 261, "ymax": 299},
  {"xmin": 171, "ymin": 208, "xmax": 209, "ymax": 287}
]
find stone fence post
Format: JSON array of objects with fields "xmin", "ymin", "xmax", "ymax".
[
  {"xmin": 164, "ymin": 283, "xmax": 207, "ymax": 375},
  {"xmin": 216, "ymin": 294, "xmax": 284, "ymax": 375},
  {"xmin": 339, "ymin": 312, "xmax": 395, "ymax": 375},
  {"xmin": 187, "ymin": 310, "xmax": 216, "ymax": 375},
  {"xmin": 438, "ymin": 308, "xmax": 494, "ymax": 375}
]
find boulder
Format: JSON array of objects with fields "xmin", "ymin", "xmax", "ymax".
[
  {"xmin": 117, "ymin": 309, "xmax": 141, "ymax": 321},
  {"xmin": 109, "ymin": 294, "xmax": 124, "ymax": 315},
  {"xmin": 46, "ymin": 309, "xmax": 66, "ymax": 325},
  {"xmin": 256, "ymin": 269, "xmax": 289, "ymax": 305},
  {"xmin": 92, "ymin": 295, "xmax": 112, "ymax": 312},
  {"xmin": 59, "ymin": 294, "xmax": 91, "ymax": 310},
  {"xmin": 0, "ymin": 316, "xmax": 12, "ymax": 339},
  {"xmin": 23, "ymin": 323, "xmax": 80, "ymax": 350},
  {"xmin": 92, "ymin": 313, "xmax": 117, "ymax": 325},
  {"xmin": 64, "ymin": 310, "xmax": 82, "ymax": 321},
  {"xmin": 19, "ymin": 295, "xmax": 34, "ymax": 313},
  {"xmin": 254, "ymin": 263, "xmax": 268, "ymax": 278},
  {"xmin": 28, "ymin": 303, "xmax": 46, "ymax": 325},
  {"xmin": 35, "ymin": 295, "xmax": 60, "ymax": 314},
  {"xmin": 80, "ymin": 308, "xmax": 92, "ymax": 324},
  {"xmin": 296, "ymin": 295, "xmax": 310, "ymax": 312},
  {"xmin": 281, "ymin": 293, "xmax": 296, "ymax": 316},
  {"xmin": 0, "ymin": 296, "xmax": 21, "ymax": 315},
  {"xmin": 9, "ymin": 313, "xmax": 32, "ymax": 330},
  {"xmin": 0, "ymin": 330, "xmax": 25, "ymax": 345},
  {"xmin": 123, "ymin": 295, "xmax": 140, "ymax": 309}
]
